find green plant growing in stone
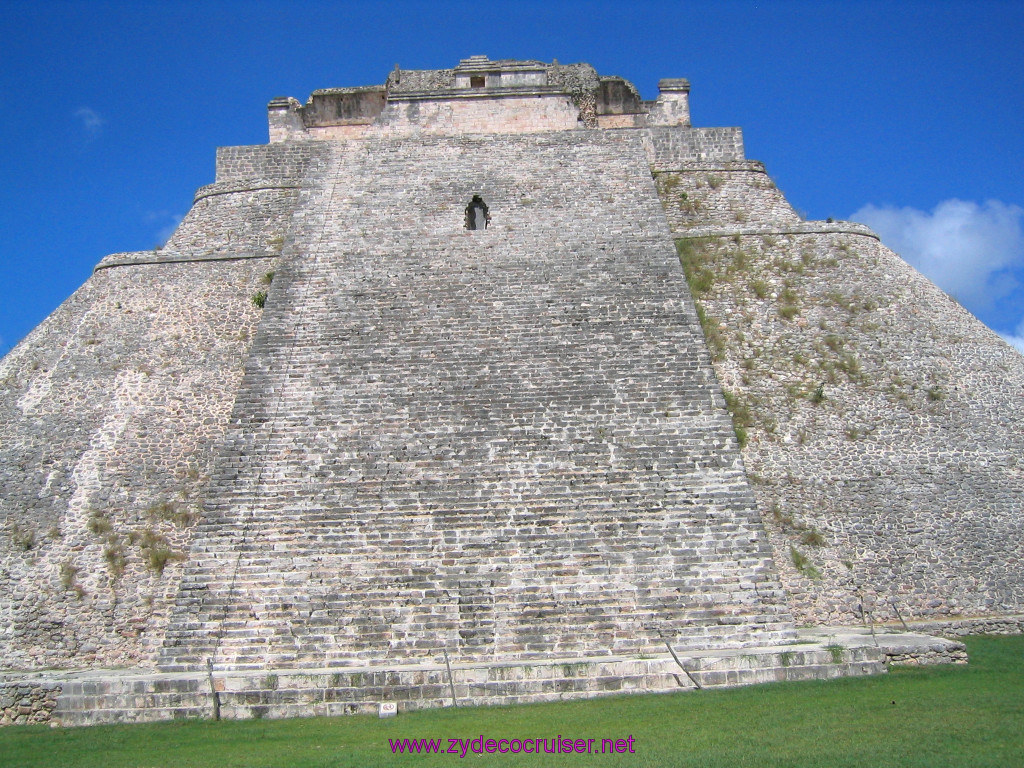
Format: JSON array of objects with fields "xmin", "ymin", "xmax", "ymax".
[
  {"xmin": 800, "ymin": 529, "xmax": 826, "ymax": 547},
  {"xmin": 656, "ymin": 173, "xmax": 681, "ymax": 195},
  {"xmin": 706, "ymin": 174, "xmax": 724, "ymax": 190},
  {"xmin": 723, "ymin": 389, "xmax": 754, "ymax": 448},
  {"xmin": 47, "ymin": 525, "xmax": 62, "ymax": 540},
  {"xmin": 104, "ymin": 539, "xmax": 127, "ymax": 579},
  {"xmin": 928, "ymin": 386, "xmax": 946, "ymax": 401},
  {"xmin": 826, "ymin": 644, "xmax": 845, "ymax": 664},
  {"xmin": 886, "ymin": 381, "xmax": 912, "ymax": 404},
  {"xmin": 135, "ymin": 528, "xmax": 184, "ymax": 575},
  {"xmin": 260, "ymin": 271, "xmax": 275, "ymax": 285},
  {"xmin": 688, "ymin": 269, "xmax": 714, "ymax": 295},
  {"xmin": 695, "ymin": 304, "xmax": 726, "ymax": 362},
  {"xmin": 810, "ymin": 383, "xmax": 826, "ymax": 404},
  {"xmin": 10, "ymin": 524, "xmax": 35, "ymax": 551},
  {"xmin": 778, "ymin": 259, "xmax": 804, "ymax": 275},
  {"xmin": 86, "ymin": 510, "xmax": 113, "ymax": 536},
  {"xmin": 824, "ymin": 334, "xmax": 844, "ymax": 352},
  {"xmin": 145, "ymin": 546, "xmax": 182, "ymax": 575},
  {"xmin": 264, "ymin": 674, "xmax": 279, "ymax": 690},
  {"xmin": 779, "ymin": 651, "xmax": 794, "ymax": 667},
  {"xmin": 147, "ymin": 500, "xmax": 176, "ymax": 518},
  {"xmin": 790, "ymin": 546, "xmax": 821, "ymax": 580},
  {"xmin": 777, "ymin": 286, "xmax": 800, "ymax": 321},
  {"xmin": 729, "ymin": 248, "xmax": 749, "ymax": 274},
  {"xmin": 828, "ymin": 290, "xmax": 879, "ymax": 314},
  {"xmin": 60, "ymin": 560, "xmax": 79, "ymax": 589},
  {"xmin": 826, "ymin": 291, "xmax": 854, "ymax": 312},
  {"xmin": 769, "ymin": 505, "xmax": 821, "ymax": 548},
  {"xmin": 750, "ymin": 278, "xmax": 770, "ymax": 299},
  {"xmin": 676, "ymin": 239, "xmax": 716, "ymax": 296},
  {"xmin": 251, "ymin": 291, "xmax": 267, "ymax": 309},
  {"xmin": 769, "ymin": 503, "xmax": 792, "ymax": 528},
  {"xmin": 836, "ymin": 353, "xmax": 862, "ymax": 380},
  {"xmin": 147, "ymin": 499, "xmax": 198, "ymax": 528},
  {"xmin": 818, "ymin": 359, "xmax": 839, "ymax": 384},
  {"xmin": 679, "ymin": 192, "xmax": 703, "ymax": 214}
]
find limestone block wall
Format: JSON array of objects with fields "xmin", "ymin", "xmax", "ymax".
[
  {"xmin": 163, "ymin": 185, "xmax": 300, "ymax": 257},
  {"xmin": 0, "ymin": 257, "xmax": 274, "ymax": 669},
  {"xmin": 159, "ymin": 130, "xmax": 795, "ymax": 673},
  {"xmin": 670, "ymin": 229, "xmax": 1024, "ymax": 625},
  {"xmin": 372, "ymin": 94, "xmax": 581, "ymax": 136},
  {"xmin": 305, "ymin": 125, "xmax": 373, "ymax": 141},
  {"xmin": 215, "ymin": 144, "xmax": 327, "ymax": 184},
  {"xmin": 641, "ymin": 126, "xmax": 745, "ymax": 165},
  {"xmin": 0, "ymin": 681, "xmax": 60, "ymax": 724},
  {"xmin": 653, "ymin": 162, "xmax": 802, "ymax": 230},
  {"xmin": 0, "ymin": 139, "xmax": 314, "ymax": 670}
]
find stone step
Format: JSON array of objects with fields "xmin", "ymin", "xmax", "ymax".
[{"xmin": 42, "ymin": 641, "xmax": 886, "ymax": 726}]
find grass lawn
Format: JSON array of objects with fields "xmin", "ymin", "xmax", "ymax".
[{"xmin": 0, "ymin": 635, "xmax": 1021, "ymax": 767}]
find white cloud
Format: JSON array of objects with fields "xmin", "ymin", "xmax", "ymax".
[
  {"xmin": 998, "ymin": 318, "xmax": 1024, "ymax": 355},
  {"xmin": 74, "ymin": 107, "xmax": 104, "ymax": 137},
  {"xmin": 146, "ymin": 211, "xmax": 184, "ymax": 246},
  {"xmin": 851, "ymin": 199, "xmax": 1024, "ymax": 312}
]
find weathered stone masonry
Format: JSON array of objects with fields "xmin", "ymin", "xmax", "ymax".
[
  {"xmin": 1, "ymin": 56, "xmax": 1021, "ymax": 722},
  {"xmin": 159, "ymin": 130, "xmax": 795, "ymax": 672}
]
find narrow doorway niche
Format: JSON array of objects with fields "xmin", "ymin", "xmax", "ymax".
[
  {"xmin": 470, "ymin": 75, "xmax": 485, "ymax": 88},
  {"xmin": 465, "ymin": 196, "xmax": 490, "ymax": 230}
]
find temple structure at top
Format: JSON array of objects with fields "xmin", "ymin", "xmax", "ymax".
[{"xmin": 267, "ymin": 55, "xmax": 694, "ymax": 140}]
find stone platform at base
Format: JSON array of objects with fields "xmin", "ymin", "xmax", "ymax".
[{"xmin": 0, "ymin": 629, "xmax": 966, "ymax": 727}]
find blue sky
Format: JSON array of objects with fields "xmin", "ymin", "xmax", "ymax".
[{"xmin": 1, "ymin": 0, "xmax": 1022, "ymax": 354}]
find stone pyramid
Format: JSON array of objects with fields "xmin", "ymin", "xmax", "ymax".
[{"xmin": 1, "ymin": 58, "xmax": 1020, "ymax": 722}]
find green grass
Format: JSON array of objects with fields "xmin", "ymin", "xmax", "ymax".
[{"xmin": 1, "ymin": 636, "xmax": 1021, "ymax": 767}]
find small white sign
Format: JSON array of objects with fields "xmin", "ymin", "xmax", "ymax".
[{"xmin": 379, "ymin": 702, "xmax": 398, "ymax": 718}]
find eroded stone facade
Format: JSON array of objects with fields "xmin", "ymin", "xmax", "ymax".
[{"xmin": 1, "ymin": 57, "xmax": 1021, "ymax": 700}]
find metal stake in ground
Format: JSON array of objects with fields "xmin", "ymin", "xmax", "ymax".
[
  {"xmin": 206, "ymin": 658, "xmax": 221, "ymax": 721},
  {"xmin": 664, "ymin": 641, "xmax": 702, "ymax": 690},
  {"xmin": 443, "ymin": 649, "xmax": 458, "ymax": 707},
  {"xmin": 891, "ymin": 600, "xmax": 911, "ymax": 632}
]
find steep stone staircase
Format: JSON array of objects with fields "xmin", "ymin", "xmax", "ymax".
[{"xmin": 159, "ymin": 131, "xmax": 797, "ymax": 675}]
